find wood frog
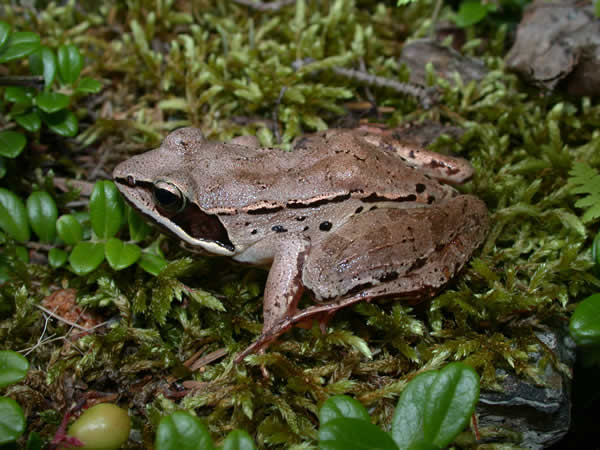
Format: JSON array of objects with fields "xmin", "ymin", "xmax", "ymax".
[{"xmin": 113, "ymin": 128, "xmax": 489, "ymax": 362}]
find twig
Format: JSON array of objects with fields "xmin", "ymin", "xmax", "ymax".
[
  {"xmin": 35, "ymin": 304, "xmax": 92, "ymax": 331},
  {"xmin": 0, "ymin": 75, "xmax": 44, "ymax": 88},
  {"xmin": 232, "ymin": 0, "xmax": 295, "ymax": 12},
  {"xmin": 332, "ymin": 66, "xmax": 439, "ymax": 109}
]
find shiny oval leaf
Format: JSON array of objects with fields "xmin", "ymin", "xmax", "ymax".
[
  {"xmin": 41, "ymin": 110, "xmax": 78, "ymax": 137},
  {"xmin": 89, "ymin": 181, "xmax": 124, "ymax": 239},
  {"xmin": 454, "ymin": 0, "xmax": 489, "ymax": 27},
  {"xmin": 26, "ymin": 191, "xmax": 57, "ymax": 243},
  {"xmin": 0, "ymin": 188, "xmax": 30, "ymax": 242},
  {"xmin": 423, "ymin": 363, "xmax": 480, "ymax": 448},
  {"xmin": 105, "ymin": 237, "xmax": 141, "ymax": 270},
  {"xmin": 391, "ymin": 371, "xmax": 438, "ymax": 449},
  {"xmin": 56, "ymin": 214, "xmax": 83, "ymax": 245},
  {"xmin": 221, "ymin": 429, "xmax": 256, "ymax": 450},
  {"xmin": 28, "ymin": 46, "xmax": 57, "ymax": 88},
  {"xmin": 0, "ymin": 350, "xmax": 29, "ymax": 388},
  {"xmin": 0, "ymin": 397, "xmax": 26, "ymax": 445},
  {"xmin": 15, "ymin": 111, "xmax": 41, "ymax": 133},
  {"xmin": 0, "ymin": 131, "xmax": 26, "ymax": 158},
  {"xmin": 570, "ymin": 294, "xmax": 600, "ymax": 346},
  {"xmin": 319, "ymin": 395, "xmax": 371, "ymax": 426},
  {"xmin": 127, "ymin": 206, "xmax": 151, "ymax": 242},
  {"xmin": 57, "ymin": 44, "xmax": 83, "ymax": 85},
  {"xmin": 76, "ymin": 77, "xmax": 102, "ymax": 94},
  {"xmin": 319, "ymin": 418, "xmax": 398, "ymax": 450},
  {"xmin": 4, "ymin": 86, "xmax": 32, "ymax": 105},
  {"xmin": 48, "ymin": 247, "xmax": 68, "ymax": 268},
  {"xmin": 0, "ymin": 21, "xmax": 10, "ymax": 52},
  {"xmin": 35, "ymin": 91, "xmax": 69, "ymax": 113},
  {"xmin": 138, "ymin": 252, "xmax": 167, "ymax": 276},
  {"xmin": 69, "ymin": 242, "xmax": 105, "ymax": 275},
  {"xmin": 0, "ymin": 31, "xmax": 40, "ymax": 63},
  {"xmin": 155, "ymin": 411, "xmax": 215, "ymax": 450}
]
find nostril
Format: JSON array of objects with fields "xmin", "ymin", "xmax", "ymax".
[{"xmin": 127, "ymin": 175, "xmax": 135, "ymax": 186}]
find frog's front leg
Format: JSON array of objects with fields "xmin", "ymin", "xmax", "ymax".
[{"xmin": 235, "ymin": 235, "xmax": 311, "ymax": 363}]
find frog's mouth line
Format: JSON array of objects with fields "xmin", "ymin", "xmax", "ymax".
[{"xmin": 114, "ymin": 178, "xmax": 236, "ymax": 256}]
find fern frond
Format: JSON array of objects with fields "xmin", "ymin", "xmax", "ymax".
[{"xmin": 569, "ymin": 162, "xmax": 600, "ymax": 222}]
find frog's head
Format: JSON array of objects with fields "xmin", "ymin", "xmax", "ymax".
[{"xmin": 112, "ymin": 127, "xmax": 236, "ymax": 256}]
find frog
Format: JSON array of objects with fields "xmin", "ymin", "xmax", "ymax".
[{"xmin": 113, "ymin": 127, "xmax": 489, "ymax": 362}]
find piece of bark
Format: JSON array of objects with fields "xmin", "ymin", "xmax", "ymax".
[{"xmin": 505, "ymin": 0, "xmax": 600, "ymax": 96}]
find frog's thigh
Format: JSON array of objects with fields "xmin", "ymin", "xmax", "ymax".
[{"xmin": 303, "ymin": 195, "xmax": 489, "ymax": 301}]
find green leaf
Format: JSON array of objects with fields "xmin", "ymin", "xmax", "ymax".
[
  {"xmin": 596, "ymin": 0, "xmax": 600, "ymax": 18},
  {"xmin": 391, "ymin": 371, "xmax": 438, "ymax": 449},
  {"xmin": 89, "ymin": 181, "xmax": 125, "ymax": 239},
  {"xmin": 29, "ymin": 46, "xmax": 57, "ymax": 88},
  {"xmin": 26, "ymin": 191, "xmax": 58, "ymax": 243},
  {"xmin": 127, "ymin": 207, "xmax": 151, "ymax": 242},
  {"xmin": 569, "ymin": 162, "xmax": 600, "ymax": 223},
  {"xmin": 593, "ymin": 232, "xmax": 600, "ymax": 265},
  {"xmin": 0, "ymin": 131, "xmax": 27, "ymax": 158},
  {"xmin": 0, "ymin": 188, "xmax": 30, "ymax": 242},
  {"xmin": 48, "ymin": 248, "xmax": 68, "ymax": 268},
  {"xmin": 69, "ymin": 242, "xmax": 105, "ymax": 275},
  {"xmin": 56, "ymin": 214, "xmax": 83, "ymax": 245},
  {"xmin": 25, "ymin": 431, "xmax": 43, "ymax": 450},
  {"xmin": 105, "ymin": 237, "xmax": 142, "ymax": 270},
  {"xmin": 15, "ymin": 111, "xmax": 42, "ymax": 133},
  {"xmin": 221, "ymin": 430, "xmax": 256, "ymax": 450},
  {"xmin": 41, "ymin": 110, "xmax": 78, "ymax": 137},
  {"xmin": 319, "ymin": 396, "xmax": 371, "ymax": 426},
  {"xmin": 0, "ymin": 31, "xmax": 41, "ymax": 63},
  {"xmin": 0, "ymin": 157, "xmax": 6, "ymax": 179},
  {"xmin": 570, "ymin": 294, "xmax": 600, "ymax": 346},
  {"xmin": 155, "ymin": 411, "xmax": 216, "ymax": 450},
  {"xmin": 423, "ymin": 363, "xmax": 479, "ymax": 448},
  {"xmin": 0, "ymin": 21, "xmax": 10, "ymax": 53},
  {"xmin": 76, "ymin": 77, "xmax": 102, "ymax": 94},
  {"xmin": 0, "ymin": 397, "xmax": 26, "ymax": 445},
  {"xmin": 319, "ymin": 418, "xmax": 398, "ymax": 450},
  {"xmin": 35, "ymin": 92, "xmax": 69, "ymax": 113},
  {"xmin": 4, "ymin": 86, "xmax": 32, "ymax": 105},
  {"xmin": 454, "ymin": 0, "xmax": 489, "ymax": 27},
  {"xmin": 57, "ymin": 44, "xmax": 83, "ymax": 85},
  {"xmin": 139, "ymin": 252, "xmax": 167, "ymax": 276},
  {"xmin": 187, "ymin": 288, "xmax": 225, "ymax": 311},
  {"xmin": 0, "ymin": 350, "xmax": 29, "ymax": 388}
]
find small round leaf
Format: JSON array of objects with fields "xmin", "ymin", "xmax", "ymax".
[
  {"xmin": 319, "ymin": 395, "xmax": 371, "ymax": 426},
  {"xmin": 15, "ymin": 111, "xmax": 41, "ymax": 133},
  {"xmin": 155, "ymin": 411, "xmax": 215, "ymax": 450},
  {"xmin": 26, "ymin": 191, "xmax": 58, "ymax": 243},
  {"xmin": 57, "ymin": 44, "xmax": 83, "ymax": 85},
  {"xmin": 0, "ymin": 131, "xmax": 27, "ymax": 158},
  {"xmin": 391, "ymin": 371, "xmax": 438, "ymax": 449},
  {"xmin": 138, "ymin": 252, "xmax": 167, "ymax": 276},
  {"xmin": 0, "ymin": 21, "xmax": 10, "ymax": 52},
  {"xmin": 221, "ymin": 429, "xmax": 256, "ymax": 450},
  {"xmin": 48, "ymin": 248, "xmax": 68, "ymax": 268},
  {"xmin": 319, "ymin": 418, "xmax": 398, "ymax": 450},
  {"xmin": 28, "ymin": 46, "xmax": 57, "ymax": 88},
  {"xmin": 76, "ymin": 77, "xmax": 102, "ymax": 94},
  {"xmin": 56, "ymin": 214, "xmax": 83, "ymax": 245},
  {"xmin": 42, "ymin": 110, "xmax": 78, "ymax": 137},
  {"xmin": 127, "ymin": 206, "xmax": 151, "ymax": 242},
  {"xmin": 0, "ymin": 31, "xmax": 41, "ymax": 63},
  {"xmin": 89, "ymin": 181, "xmax": 124, "ymax": 239},
  {"xmin": 423, "ymin": 363, "xmax": 480, "ymax": 448},
  {"xmin": 454, "ymin": 0, "xmax": 489, "ymax": 27},
  {"xmin": 4, "ymin": 86, "xmax": 32, "ymax": 105},
  {"xmin": 0, "ymin": 397, "xmax": 26, "ymax": 444},
  {"xmin": 0, "ymin": 350, "xmax": 29, "ymax": 388},
  {"xmin": 105, "ymin": 238, "xmax": 141, "ymax": 270},
  {"xmin": 570, "ymin": 294, "xmax": 600, "ymax": 346},
  {"xmin": 0, "ymin": 188, "xmax": 30, "ymax": 242},
  {"xmin": 69, "ymin": 242, "xmax": 105, "ymax": 275},
  {"xmin": 35, "ymin": 92, "xmax": 69, "ymax": 113}
]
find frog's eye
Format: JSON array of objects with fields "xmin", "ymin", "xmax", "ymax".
[{"xmin": 152, "ymin": 181, "xmax": 186, "ymax": 214}]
